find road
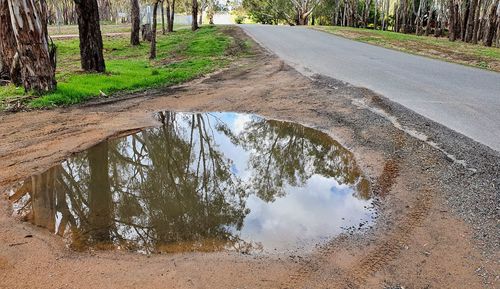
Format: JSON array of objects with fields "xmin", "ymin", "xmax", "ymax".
[{"xmin": 241, "ymin": 25, "xmax": 500, "ymax": 152}]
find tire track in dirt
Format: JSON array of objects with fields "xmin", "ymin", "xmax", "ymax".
[{"xmin": 343, "ymin": 189, "xmax": 433, "ymax": 288}]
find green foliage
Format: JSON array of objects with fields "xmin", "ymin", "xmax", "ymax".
[
  {"xmin": 242, "ymin": 0, "xmax": 294, "ymax": 25},
  {"xmin": 234, "ymin": 15, "xmax": 246, "ymax": 24},
  {"xmin": 1, "ymin": 26, "xmax": 233, "ymax": 109}
]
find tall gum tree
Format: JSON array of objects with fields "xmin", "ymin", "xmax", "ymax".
[
  {"xmin": 192, "ymin": 0, "xmax": 199, "ymax": 30},
  {"xmin": 131, "ymin": 0, "xmax": 140, "ymax": 45},
  {"xmin": 150, "ymin": 1, "xmax": 160, "ymax": 59},
  {"xmin": 4, "ymin": 0, "xmax": 56, "ymax": 92},
  {"xmin": 0, "ymin": 0, "xmax": 20, "ymax": 85},
  {"xmin": 166, "ymin": 0, "xmax": 176, "ymax": 32},
  {"xmin": 74, "ymin": 0, "xmax": 106, "ymax": 72}
]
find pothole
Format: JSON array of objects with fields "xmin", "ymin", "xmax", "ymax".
[{"xmin": 8, "ymin": 112, "xmax": 375, "ymax": 254}]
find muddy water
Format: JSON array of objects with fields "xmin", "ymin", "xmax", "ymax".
[{"xmin": 9, "ymin": 112, "xmax": 374, "ymax": 254}]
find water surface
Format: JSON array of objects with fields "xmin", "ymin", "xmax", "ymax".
[{"xmin": 11, "ymin": 112, "xmax": 374, "ymax": 254}]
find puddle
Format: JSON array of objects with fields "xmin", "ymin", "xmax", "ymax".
[{"xmin": 9, "ymin": 112, "xmax": 374, "ymax": 254}]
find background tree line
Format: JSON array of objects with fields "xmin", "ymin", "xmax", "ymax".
[{"xmin": 240, "ymin": 0, "xmax": 500, "ymax": 47}]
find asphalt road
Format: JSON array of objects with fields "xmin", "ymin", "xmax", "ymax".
[{"xmin": 241, "ymin": 25, "xmax": 500, "ymax": 152}]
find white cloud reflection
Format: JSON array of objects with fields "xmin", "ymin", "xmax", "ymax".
[{"xmin": 214, "ymin": 113, "xmax": 373, "ymax": 252}]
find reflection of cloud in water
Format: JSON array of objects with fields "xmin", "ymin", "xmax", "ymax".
[
  {"xmin": 241, "ymin": 174, "xmax": 372, "ymax": 251},
  {"xmin": 232, "ymin": 113, "xmax": 253, "ymax": 135}
]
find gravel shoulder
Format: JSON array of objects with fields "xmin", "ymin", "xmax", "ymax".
[{"xmin": 0, "ymin": 28, "xmax": 498, "ymax": 289}]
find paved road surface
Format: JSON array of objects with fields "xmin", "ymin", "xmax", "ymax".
[{"xmin": 241, "ymin": 25, "xmax": 500, "ymax": 152}]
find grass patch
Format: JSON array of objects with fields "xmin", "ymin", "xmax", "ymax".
[
  {"xmin": 1, "ymin": 26, "xmax": 238, "ymax": 109},
  {"xmin": 313, "ymin": 26, "xmax": 500, "ymax": 72},
  {"xmin": 0, "ymin": 85, "xmax": 24, "ymax": 107}
]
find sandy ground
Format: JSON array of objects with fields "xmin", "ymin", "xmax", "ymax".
[{"xmin": 0, "ymin": 29, "xmax": 499, "ymax": 288}]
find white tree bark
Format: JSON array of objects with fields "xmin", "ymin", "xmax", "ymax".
[{"xmin": 7, "ymin": 0, "xmax": 56, "ymax": 92}]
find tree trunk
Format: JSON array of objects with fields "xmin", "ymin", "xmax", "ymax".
[
  {"xmin": 472, "ymin": 0, "xmax": 482, "ymax": 43},
  {"xmin": 425, "ymin": 2, "xmax": 433, "ymax": 36},
  {"xmin": 478, "ymin": 7, "xmax": 487, "ymax": 40},
  {"xmin": 465, "ymin": 0, "xmax": 478, "ymax": 41},
  {"xmin": 394, "ymin": 2, "xmax": 399, "ymax": 31},
  {"xmin": 142, "ymin": 24, "xmax": 153, "ymax": 41},
  {"xmin": 199, "ymin": 0, "xmax": 204, "ymax": 25},
  {"xmin": 171, "ymin": 0, "xmax": 176, "ymax": 31},
  {"xmin": 342, "ymin": 0, "xmax": 346, "ymax": 26},
  {"xmin": 449, "ymin": 0, "xmax": 457, "ymax": 40},
  {"xmin": 131, "ymin": 0, "xmax": 140, "ymax": 45},
  {"xmin": 435, "ymin": 7, "xmax": 443, "ymax": 36},
  {"xmin": 415, "ymin": 0, "xmax": 424, "ymax": 35},
  {"xmin": 350, "ymin": 0, "xmax": 357, "ymax": 27},
  {"xmin": 454, "ymin": 3, "xmax": 461, "ymax": 38},
  {"xmin": 166, "ymin": 0, "xmax": 175, "ymax": 32},
  {"xmin": 6, "ymin": 0, "xmax": 56, "ymax": 92},
  {"xmin": 483, "ymin": 0, "xmax": 499, "ymax": 46},
  {"xmin": 363, "ymin": 0, "xmax": 371, "ymax": 27},
  {"xmin": 496, "ymin": 11, "xmax": 500, "ymax": 47},
  {"xmin": 381, "ymin": 0, "xmax": 386, "ymax": 30},
  {"xmin": 192, "ymin": 0, "xmax": 198, "ymax": 31},
  {"xmin": 166, "ymin": 0, "xmax": 172, "ymax": 31},
  {"xmin": 459, "ymin": 0, "xmax": 470, "ymax": 40},
  {"xmin": 0, "ymin": 0, "xmax": 20, "ymax": 85},
  {"xmin": 161, "ymin": 0, "xmax": 166, "ymax": 35},
  {"xmin": 150, "ymin": 1, "xmax": 159, "ymax": 59},
  {"xmin": 298, "ymin": 9, "xmax": 310, "ymax": 25},
  {"xmin": 74, "ymin": 0, "xmax": 106, "ymax": 72},
  {"xmin": 333, "ymin": 0, "xmax": 340, "ymax": 25},
  {"xmin": 401, "ymin": 0, "xmax": 408, "ymax": 33}
]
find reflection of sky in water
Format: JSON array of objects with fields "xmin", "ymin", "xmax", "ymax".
[
  {"xmin": 205, "ymin": 113, "xmax": 373, "ymax": 251},
  {"xmin": 243, "ymin": 176, "xmax": 371, "ymax": 251}
]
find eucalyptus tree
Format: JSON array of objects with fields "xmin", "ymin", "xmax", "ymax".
[
  {"xmin": 150, "ymin": 0, "xmax": 160, "ymax": 59},
  {"xmin": 165, "ymin": 0, "xmax": 176, "ymax": 32},
  {"xmin": 74, "ymin": 0, "xmax": 106, "ymax": 72},
  {"xmin": 131, "ymin": 0, "xmax": 140, "ymax": 45},
  {"xmin": 0, "ymin": 0, "xmax": 20, "ymax": 85},
  {"xmin": 0, "ymin": 0, "xmax": 56, "ymax": 92},
  {"xmin": 192, "ymin": 0, "xmax": 199, "ymax": 30}
]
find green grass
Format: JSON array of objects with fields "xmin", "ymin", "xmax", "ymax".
[
  {"xmin": 0, "ymin": 85, "xmax": 24, "ymax": 104},
  {"xmin": 314, "ymin": 26, "xmax": 500, "ymax": 72},
  {"xmin": 1, "ymin": 26, "xmax": 237, "ymax": 109}
]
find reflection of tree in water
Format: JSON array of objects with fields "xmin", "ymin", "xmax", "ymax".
[
  {"xmin": 222, "ymin": 118, "xmax": 370, "ymax": 202},
  {"xmin": 13, "ymin": 113, "xmax": 250, "ymax": 253},
  {"xmin": 108, "ymin": 112, "xmax": 249, "ymax": 252},
  {"xmin": 11, "ymin": 112, "xmax": 370, "ymax": 253}
]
